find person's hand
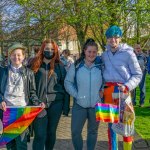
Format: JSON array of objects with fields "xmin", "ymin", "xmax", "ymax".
[
  {"xmin": 0, "ymin": 101, "xmax": 7, "ymax": 111},
  {"xmin": 63, "ymin": 112, "xmax": 69, "ymax": 117},
  {"xmin": 40, "ymin": 102, "xmax": 46, "ymax": 109},
  {"xmin": 99, "ymin": 90, "xmax": 103, "ymax": 98},
  {"xmin": 63, "ymin": 109, "xmax": 70, "ymax": 117},
  {"xmin": 117, "ymin": 83, "xmax": 127, "ymax": 92}
]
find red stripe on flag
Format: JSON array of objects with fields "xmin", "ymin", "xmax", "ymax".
[{"xmin": 4, "ymin": 107, "xmax": 42, "ymax": 131}]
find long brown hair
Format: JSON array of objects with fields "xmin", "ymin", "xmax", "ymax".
[{"xmin": 31, "ymin": 39, "xmax": 60, "ymax": 77}]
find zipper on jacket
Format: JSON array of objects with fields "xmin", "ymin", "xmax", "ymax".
[
  {"xmin": 21, "ymin": 71, "xmax": 27, "ymax": 101},
  {"xmin": 89, "ymin": 69, "xmax": 91, "ymax": 107},
  {"xmin": 45, "ymin": 64, "xmax": 48, "ymax": 104}
]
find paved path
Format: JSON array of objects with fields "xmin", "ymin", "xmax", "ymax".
[
  {"xmin": 53, "ymin": 115, "xmax": 150, "ymax": 150},
  {"xmin": 1, "ymin": 108, "xmax": 150, "ymax": 150}
]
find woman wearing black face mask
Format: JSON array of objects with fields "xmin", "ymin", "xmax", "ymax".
[
  {"xmin": 43, "ymin": 49, "xmax": 54, "ymax": 60},
  {"xmin": 30, "ymin": 39, "xmax": 70, "ymax": 150}
]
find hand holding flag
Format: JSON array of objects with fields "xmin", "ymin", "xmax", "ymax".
[{"xmin": 0, "ymin": 106, "xmax": 43, "ymax": 146}]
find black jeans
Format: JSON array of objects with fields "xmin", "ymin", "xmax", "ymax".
[
  {"xmin": 6, "ymin": 132, "xmax": 27, "ymax": 150},
  {"xmin": 132, "ymin": 70, "xmax": 146, "ymax": 105},
  {"xmin": 32, "ymin": 100, "xmax": 63, "ymax": 150}
]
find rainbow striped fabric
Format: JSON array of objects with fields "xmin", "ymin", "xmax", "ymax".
[
  {"xmin": 0, "ymin": 106, "xmax": 42, "ymax": 146},
  {"xmin": 95, "ymin": 103, "xmax": 119, "ymax": 123}
]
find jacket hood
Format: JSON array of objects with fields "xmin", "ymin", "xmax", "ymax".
[{"xmin": 106, "ymin": 43, "xmax": 133, "ymax": 52}]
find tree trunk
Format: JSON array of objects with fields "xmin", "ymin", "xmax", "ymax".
[
  {"xmin": 136, "ymin": 12, "xmax": 140, "ymax": 44},
  {"xmin": 76, "ymin": 29, "xmax": 86, "ymax": 53}
]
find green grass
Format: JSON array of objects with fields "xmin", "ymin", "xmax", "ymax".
[{"xmin": 134, "ymin": 75, "xmax": 150, "ymax": 140}]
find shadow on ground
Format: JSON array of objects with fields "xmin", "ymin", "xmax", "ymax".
[{"xmin": 27, "ymin": 138, "xmax": 150, "ymax": 150}]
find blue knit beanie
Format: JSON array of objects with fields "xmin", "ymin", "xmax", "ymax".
[{"xmin": 105, "ymin": 25, "xmax": 122, "ymax": 38}]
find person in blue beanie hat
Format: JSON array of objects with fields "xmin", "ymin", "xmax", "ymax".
[{"xmin": 101, "ymin": 25, "xmax": 142, "ymax": 150}]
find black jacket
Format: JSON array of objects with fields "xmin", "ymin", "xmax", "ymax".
[
  {"xmin": 34, "ymin": 62, "xmax": 70, "ymax": 115},
  {"xmin": 0, "ymin": 65, "xmax": 40, "ymax": 106}
]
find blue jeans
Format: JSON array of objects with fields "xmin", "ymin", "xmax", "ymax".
[
  {"xmin": 32, "ymin": 100, "xmax": 63, "ymax": 150},
  {"xmin": 71, "ymin": 102, "xmax": 99, "ymax": 150},
  {"xmin": 132, "ymin": 70, "xmax": 146, "ymax": 105}
]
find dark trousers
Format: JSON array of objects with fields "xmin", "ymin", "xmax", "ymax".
[
  {"xmin": 32, "ymin": 100, "xmax": 63, "ymax": 150},
  {"xmin": 71, "ymin": 102, "xmax": 99, "ymax": 150},
  {"xmin": 132, "ymin": 70, "xmax": 146, "ymax": 105},
  {"xmin": 6, "ymin": 133, "xmax": 27, "ymax": 150}
]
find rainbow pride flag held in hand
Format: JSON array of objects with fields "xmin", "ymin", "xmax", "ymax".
[
  {"xmin": 0, "ymin": 106, "xmax": 42, "ymax": 146},
  {"xmin": 95, "ymin": 103, "xmax": 119, "ymax": 123}
]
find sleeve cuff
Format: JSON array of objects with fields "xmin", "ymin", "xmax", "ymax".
[{"xmin": 124, "ymin": 85, "xmax": 129, "ymax": 93}]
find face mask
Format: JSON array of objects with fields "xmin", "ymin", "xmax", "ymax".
[{"xmin": 43, "ymin": 50, "xmax": 54, "ymax": 60}]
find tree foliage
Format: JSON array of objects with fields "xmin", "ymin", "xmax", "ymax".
[{"xmin": 0, "ymin": 0, "xmax": 150, "ymax": 52}]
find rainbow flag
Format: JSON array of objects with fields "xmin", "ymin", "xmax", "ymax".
[
  {"xmin": 0, "ymin": 106, "xmax": 43, "ymax": 146},
  {"xmin": 95, "ymin": 103, "xmax": 119, "ymax": 123}
]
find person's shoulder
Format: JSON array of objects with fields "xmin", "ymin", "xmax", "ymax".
[
  {"xmin": 24, "ymin": 66, "xmax": 34, "ymax": 75},
  {"xmin": 56, "ymin": 62, "xmax": 64, "ymax": 68},
  {"xmin": 0, "ymin": 65, "xmax": 8, "ymax": 71},
  {"xmin": 120, "ymin": 43, "xmax": 133, "ymax": 52},
  {"xmin": 55, "ymin": 63, "xmax": 66, "ymax": 71},
  {"xmin": 141, "ymin": 53, "xmax": 147, "ymax": 58},
  {"xmin": 67, "ymin": 63, "xmax": 75, "ymax": 73},
  {"xmin": 101, "ymin": 50, "xmax": 107, "ymax": 55},
  {"xmin": 26, "ymin": 67, "xmax": 33, "ymax": 72},
  {"xmin": 0, "ymin": 65, "xmax": 5, "ymax": 73},
  {"xmin": 120, "ymin": 43, "xmax": 135, "ymax": 56},
  {"xmin": 95, "ymin": 56, "xmax": 103, "ymax": 64},
  {"xmin": 101, "ymin": 49, "xmax": 108, "ymax": 58}
]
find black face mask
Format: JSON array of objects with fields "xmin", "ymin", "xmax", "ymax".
[{"xmin": 43, "ymin": 51, "xmax": 54, "ymax": 60}]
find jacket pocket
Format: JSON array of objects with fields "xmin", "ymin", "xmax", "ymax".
[{"xmin": 76, "ymin": 92, "xmax": 89, "ymax": 107}]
